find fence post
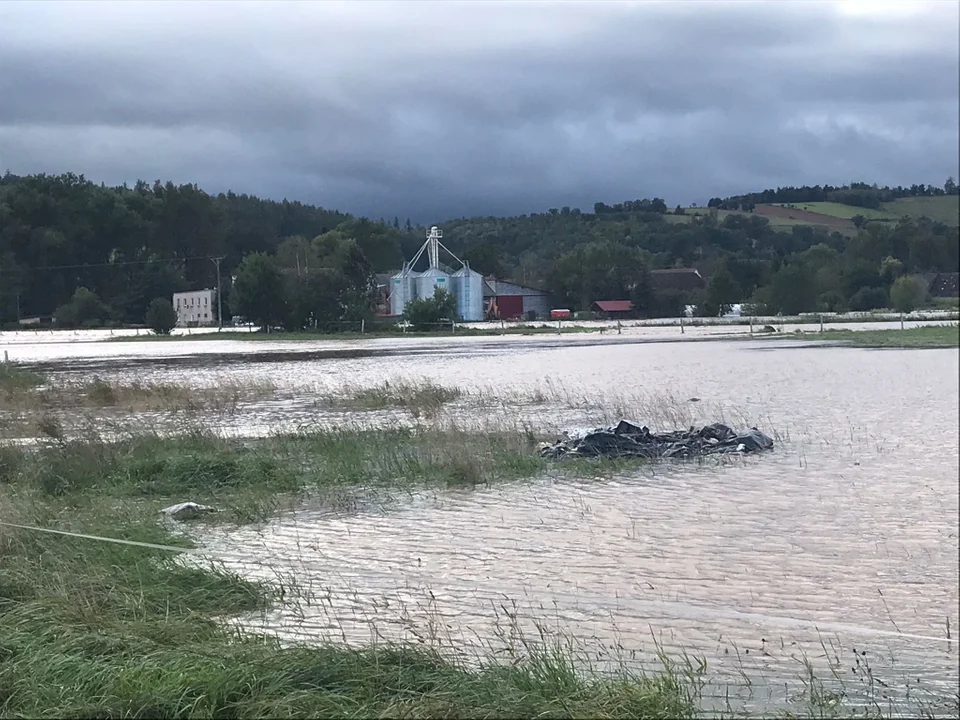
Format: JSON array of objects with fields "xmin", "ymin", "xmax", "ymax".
[
  {"xmin": 3, "ymin": 350, "xmax": 8, "ymax": 363},
  {"xmin": 361, "ymin": 318, "xmax": 365, "ymax": 334},
  {"xmin": 750, "ymin": 316, "xmax": 754, "ymax": 334},
  {"xmin": 900, "ymin": 312, "xmax": 904, "ymax": 330},
  {"xmin": 501, "ymin": 318, "xmax": 505, "ymax": 335},
  {"xmin": 680, "ymin": 316, "xmax": 684, "ymax": 334},
  {"xmin": 617, "ymin": 319, "xmax": 622, "ymax": 335},
  {"xmin": 451, "ymin": 319, "xmax": 455, "ymax": 334},
  {"xmin": 820, "ymin": 314, "xmax": 824, "ymax": 333}
]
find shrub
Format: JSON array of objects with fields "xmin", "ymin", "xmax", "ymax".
[
  {"xmin": 849, "ymin": 286, "xmax": 889, "ymax": 311},
  {"xmin": 403, "ymin": 288, "xmax": 457, "ymax": 330},
  {"xmin": 146, "ymin": 297, "xmax": 178, "ymax": 335},
  {"xmin": 889, "ymin": 275, "xmax": 928, "ymax": 314}
]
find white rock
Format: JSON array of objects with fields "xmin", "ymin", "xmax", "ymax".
[{"xmin": 160, "ymin": 502, "xmax": 217, "ymax": 521}]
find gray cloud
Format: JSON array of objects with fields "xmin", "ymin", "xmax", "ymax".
[{"xmin": 1, "ymin": 0, "xmax": 957, "ymax": 222}]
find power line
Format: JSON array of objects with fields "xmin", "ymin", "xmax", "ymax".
[{"xmin": 0, "ymin": 255, "xmax": 222, "ymax": 273}]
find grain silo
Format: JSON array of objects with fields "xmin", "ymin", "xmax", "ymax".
[
  {"xmin": 390, "ymin": 225, "xmax": 479, "ymax": 321},
  {"xmin": 452, "ymin": 265, "xmax": 484, "ymax": 321},
  {"xmin": 389, "ymin": 268, "xmax": 416, "ymax": 316},
  {"xmin": 416, "ymin": 267, "xmax": 450, "ymax": 300}
]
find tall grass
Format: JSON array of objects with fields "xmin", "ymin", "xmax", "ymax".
[
  {"xmin": 0, "ymin": 363, "xmax": 44, "ymax": 393},
  {"xmin": 0, "ymin": 487, "xmax": 696, "ymax": 718}
]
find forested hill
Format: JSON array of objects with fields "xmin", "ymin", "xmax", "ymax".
[{"xmin": 0, "ymin": 171, "xmax": 957, "ymax": 326}]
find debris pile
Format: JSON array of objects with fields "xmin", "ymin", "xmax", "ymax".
[{"xmin": 539, "ymin": 420, "xmax": 774, "ymax": 460}]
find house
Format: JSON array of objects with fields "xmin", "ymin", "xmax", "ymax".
[
  {"xmin": 650, "ymin": 268, "xmax": 706, "ymax": 293},
  {"xmin": 593, "ymin": 300, "xmax": 633, "ymax": 318},
  {"xmin": 482, "ymin": 278, "xmax": 551, "ymax": 319},
  {"xmin": 925, "ymin": 272, "xmax": 959, "ymax": 298},
  {"xmin": 173, "ymin": 289, "xmax": 216, "ymax": 327}
]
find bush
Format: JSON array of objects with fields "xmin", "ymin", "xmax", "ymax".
[
  {"xmin": 145, "ymin": 297, "xmax": 177, "ymax": 335},
  {"xmin": 849, "ymin": 286, "xmax": 889, "ymax": 311},
  {"xmin": 889, "ymin": 275, "xmax": 928, "ymax": 314},
  {"xmin": 403, "ymin": 287, "xmax": 457, "ymax": 330},
  {"xmin": 55, "ymin": 287, "xmax": 109, "ymax": 328}
]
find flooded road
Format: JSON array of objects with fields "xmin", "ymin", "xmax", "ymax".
[{"xmin": 5, "ymin": 330, "xmax": 959, "ymax": 714}]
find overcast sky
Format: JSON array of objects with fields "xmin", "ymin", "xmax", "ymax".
[{"xmin": 2, "ymin": 0, "xmax": 958, "ymax": 222}]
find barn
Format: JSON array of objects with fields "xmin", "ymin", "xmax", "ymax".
[{"xmin": 482, "ymin": 278, "xmax": 551, "ymax": 320}]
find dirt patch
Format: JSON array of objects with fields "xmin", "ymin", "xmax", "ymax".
[{"xmin": 754, "ymin": 204, "xmax": 854, "ymax": 228}]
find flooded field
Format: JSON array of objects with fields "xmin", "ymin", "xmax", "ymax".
[{"xmin": 3, "ymin": 329, "xmax": 958, "ymax": 715}]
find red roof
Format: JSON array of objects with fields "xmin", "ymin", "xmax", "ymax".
[{"xmin": 594, "ymin": 300, "xmax": 633, "ymax": 312}]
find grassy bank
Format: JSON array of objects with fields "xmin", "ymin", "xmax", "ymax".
[
  {"xmin": 2, "ymin": 428, "xmax": 956, "ymax": 718},
  {"xmin": 0, "ymin": 428, "xmax": 552, "ymax": 524},
  {"xmin": 788, "ymin": 324, "xmax": 960, "ymax": 348},
  {"xmin": 0, "ymin": 430, "xmax": 695, "ymax": 719}
]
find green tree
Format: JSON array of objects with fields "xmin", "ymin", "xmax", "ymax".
[
  {"xmin": 851, "ymin": 214, "xmax": 867, "ymax": 229},
  {"xmin": 889, "ymin": 275, "xmax": 928, "ymax": 314},
  {"xmin": 702, "ymin": 265, "xmax": 741, "ymax": 316},
  {"xmin": 767, "ymin": 264, "xmax": 817, "ymax": 315},
  {"xmin": 145, "ymin": 297, "xmax": 177, "ymax": 334},
  {"xmin": 462, "ymin": 243, "xmax": 504, "ymax": 277},
  {"xmin": 879, "ymin": 256, "xmax": 905, "ymax": 284},
  {"xmin": 849, "ymin": 286, "xmax": 889, "ymax": 311},
  {"xmin": 55, "ymin": 287, "xmax": 110, "ymax": 328},
  {"xmin": 403, "ymin": 287, "xmax": 457, "ymax": 330},
  {"xmin": 231, "ymin": 253, "xmax": 286, "ymax": 329}
]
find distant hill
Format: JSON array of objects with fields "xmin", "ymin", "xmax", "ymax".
[{"xmin": 1, "ymin": 172, "xmax": 956, "ymax": 325}]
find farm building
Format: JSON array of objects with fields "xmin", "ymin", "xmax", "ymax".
[
  {"xmin": 650, "ymin": 268, "xmax": 706, "ymax": 292},
  {"xmin": 375, "ymin": 273, "xmax": 393, "ymax": 315},
  {"xmin": 173, "ymin": 289, "xmax": 216, "ymax": 327},
  {"xmin": 388, "ymin": 226, "xmax": 485, "ymax": 321},
  {"xmin": 924, "ymin": 272, "xmax": 959, "ymax": 298},
  {"xmin": 483, "ymin": 279, "xmax": 551, "ymax": 319},
  {"xmin": 593, "ymin": 300, "xmax": 633, "ymax": 318}
]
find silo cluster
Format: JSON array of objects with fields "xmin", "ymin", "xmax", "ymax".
[{"xmin": 389, "ymin": 226, "xmax": 484, "ymax": 322}]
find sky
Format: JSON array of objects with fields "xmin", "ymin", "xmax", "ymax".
[{"xmin": 1, "ymin": 0, "xmax": 958, "ymax": 222}]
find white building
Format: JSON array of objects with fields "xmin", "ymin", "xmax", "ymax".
[{"xmin": 173, "ymin": 289, "xmax": 216, "ymax": 327}]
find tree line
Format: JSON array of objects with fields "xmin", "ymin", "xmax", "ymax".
[
  {"xmin": 0, "ymin": 171, "xmax": 957, "ymax": 330},
  {"xmin": 707, "ymin": 178, "xmax": 959, "ymax": 212}
]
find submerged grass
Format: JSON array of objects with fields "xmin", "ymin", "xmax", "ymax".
[
  {"xmin": 0, "ymin": 375, "xmax": 276, "ymax": 415},
  {"xmin": 325, "ymin": 380, "xmax": 463, "ymax": 419},
  {"xmin": 787, "ymin": 324, "xmax": 959, "ymax": 349},
  {"xmin": 0, "ymin": 363, "xmax": 44, "ymax": 393},
  {"xmin": 0, "ymin": 447, "xmax": 696, "ymax": 719}
]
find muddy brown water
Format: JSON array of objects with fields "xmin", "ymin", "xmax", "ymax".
[{"xmin": 6, "ymin": 331, "xmax": 959, "ymax": 714}]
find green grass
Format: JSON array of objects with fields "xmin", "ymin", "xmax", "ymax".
[
  {"xmin": 2, "ymin": 427, "xmax": 956, "ymax": 717},
  {"xmin": 0, "ymin": 363, "xmax": 45, "ymax": 393},
  {"xmin": 334, "ymin": 380, "xmax": 463, "ymax": 419},
  {"xmin": 0, "ymin": 428, "xmax": 553, "ymax": 523},
  {"xmin": 786, "ymin": 324, "xmax": 959, "ymax": 348},
  {"xmin": 0, "ymin": 435, "xmax": 696, "ymax": 719},
  {"xmin": 768, "ymin": 197, "xmax": 959, "ymax": 226},
  {"xmin": 882, "ymin": 196, "xmax": 959, "ymax": 226},
  {"xmin": 771, "ymin": 202, "xmax": 892, "ymax": 221}
]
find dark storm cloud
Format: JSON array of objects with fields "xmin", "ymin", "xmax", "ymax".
[{"xmin": 1, "ymin": 0, "xmax": 957, "ymax": 221}]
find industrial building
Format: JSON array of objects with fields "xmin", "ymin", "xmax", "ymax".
[
  {"xmin": 173, "ymin": 289, "xmax": 216, "ymax": 327},
  {"xmin": 389, "ymin": 226, "xmax": 485, "ymax": 321},
  {"xmin": 482, "ymin": 279, "xmax": 551, "ymax": 319}
]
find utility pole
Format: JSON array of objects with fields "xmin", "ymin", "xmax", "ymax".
[{"xmin": 211, "ymin": 256, "xmax": 225, "ymax": 330}]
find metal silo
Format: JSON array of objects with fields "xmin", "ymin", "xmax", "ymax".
[
  {"xmin": 415, "ymin": 267, "xmax": 450, "ymax": 303},
  {"xmin": 390, "ymin": 271, "xmax": 415, "ymax": 316},
  {"xmin": 452, "ymin": 266, "xmax": 484, "ymax": 321}
]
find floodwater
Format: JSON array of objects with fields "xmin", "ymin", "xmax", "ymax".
[{"xmin": 5, "ymin": 329, "xmax": 960, "ymax": 714}]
